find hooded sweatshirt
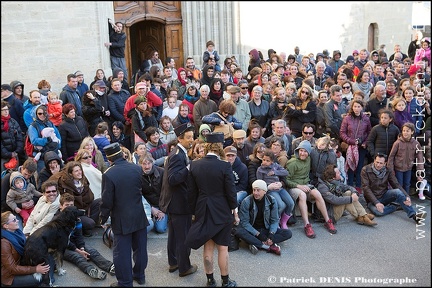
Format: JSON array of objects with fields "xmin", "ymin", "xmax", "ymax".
[
  {"xmin": 6, "ymin": 171, "xmax": 42, "ymax": 211},
  {"xmin": 285, "ymin": 140, "xmax": 312, "ymax": 188}
]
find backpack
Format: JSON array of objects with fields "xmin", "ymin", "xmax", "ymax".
[{"xmin": 24, "ymin": 122, "xmax": 42, "ymax": 157}]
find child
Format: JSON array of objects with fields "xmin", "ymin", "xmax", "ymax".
[
  {"xmin": 233, "ymin": 67, "xmax": 243, "ymax": 85},
  {"xmin": 202, "ymin": 40, "xmax": 221, "ymax": 71},
  {"xmin": 256, "ymin": 150, "xmax": 294, "ymax": 229},
  {"xmin": 6, "ymin": 171, "xmax": 43, "ymax": 226},
  {"xmin": 46, "ymin": 91, "xmax": 63, "ymax": 126},
  {"xmin": 330, "ymin": 138, "xmax": 347, "ymax": 184},
  {"xmin": 161, "ymin": 95, "xmax": 179, "ymax": 121},
  {"xmin": 34, "ymin": 127, "xmax": 62, "ymax": 162},
  {"xmin": 392, "ymin": 96, "xmax": 414, "ymax": 130},
  {"xmin": 93, "ymin": 122, "xmax": 111, "ymax": 164},
  {"xmin": 387, "ymin": 122, "xmax": 424, "ymax": 196}
]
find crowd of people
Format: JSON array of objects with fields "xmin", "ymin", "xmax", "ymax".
[{"xmin": 1, "ymin": 36, "xmax": 431, "ymax": 287}]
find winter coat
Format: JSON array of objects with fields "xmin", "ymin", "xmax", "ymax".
[
  {"xmin": 58, "ymin": 116, "xmax": 89, "ymax": 162},
  {"xmin": 1, "ymin": 117, "xmax": 23, "ymax": 160},
  {"xmin": 387, "ymin": 135, "xmax": 424, "ymax": 173}
]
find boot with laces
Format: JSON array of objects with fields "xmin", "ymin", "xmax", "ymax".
[
  {"xmin": 324, "ymin": 219, "xmax": 337, "ymax": 234},
  {"xmin": 357, "ymin": 215, "xmax": 377, "ymax": 226}
]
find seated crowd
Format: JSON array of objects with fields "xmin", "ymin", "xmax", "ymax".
[{"xmin": 1, "ymin": 43, "xmax": 431, "ymax": 282}]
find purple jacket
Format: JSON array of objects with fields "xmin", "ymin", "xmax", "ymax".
[{"xmin": 339, "ymin": 113, "xmax": 371, "ymax": 145}]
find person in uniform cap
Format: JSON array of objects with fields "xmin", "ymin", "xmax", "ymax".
[
  {"xmin": 185, "ymin": 132, "xmax": 238, "ymax": 287},
  {"xmin": 159, "ymin": 121, "xmax": 198, "ymax": 277},
  {"xmin": 234, "ymin": 179, "xmax": 292, "ymax": 256},
  {"xmin": 99, "ymin": 142, "xmax": 149, "ymax": 286}
]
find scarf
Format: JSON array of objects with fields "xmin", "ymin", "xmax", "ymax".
[
  {"xmin": 1, "ymin": 228, "xmax": 26, "ymax": 256},
  {"xmin": 345, "ymin": 144, "xmax": 359, "ymax": 172},
  {"xmin": 1, "ymin": 114, "xmax": 11, "ymax": 131},
  {"xmin": 372, "ymin": 165, "xmax": 387, "ymax": 179},
  {"xmin": 177, "ymin": 114, "xmax": 190, "ymax": 124},
  {"xmin": 357, "ymin": 82, "xmax": 371, "ymax": 95},
  {"xmin": 177, "ymin": 68, "xmax": 188, "ymax": 86},
  {"xmin": 184, "ymin": 94, "xmax": 198, "ymax": 104}
]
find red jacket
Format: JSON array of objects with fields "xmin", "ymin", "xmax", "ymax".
[
  {"xmin": 47, "ymin": 101, "xmax": 63, "ymax": 126},
  {"xmin": 123, "ymin": 91, "xmax": 162, "ymax": 123}
]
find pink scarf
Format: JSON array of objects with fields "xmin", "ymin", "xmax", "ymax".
[{"xmin": 345, "ymin": 144, "xmax": 359, "ymax": 172}]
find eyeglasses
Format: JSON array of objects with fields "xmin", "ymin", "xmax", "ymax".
[
  {"xmin": 82, "ymin": 156, "xmax": 92, "ymax": 160},
  {"xmin": 342, "ymin": 86, "xmax": 351, "ymax": 89},
  {"xmin": 303, "ymin": 131, "xmax": 314, "ymax": 135},
  {"xmin": 6, "ymin": 217, "xmax": 18, "ymax": 224},
  {"xmin": 45, "ymin": 190, "xmax": 57, "ymax": 193}
]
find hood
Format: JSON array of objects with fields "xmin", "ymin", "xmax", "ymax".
[
  {"xmin": 10, "ymin": 171, "xmax": 27, "ymax": 190},
  {"xmin": 44, "ymin": 151, "xmax": 62, "ymax": 170},
  {"xmin": 10, "ymin": 80, "xmax": 24, "ymax": 90},
  {"xmin": 113, "ymin": 68, "xmax": 123, "ymax": 78},
  {"xmin": 249, "ymin": 49, "xmax": 260, "ymax": 61},
  {"xmin": 294, "ymin": 140, "xmax": 311, "ymax": 159}
]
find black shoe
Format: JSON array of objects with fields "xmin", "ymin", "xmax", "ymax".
[
  {"xmin": 206, "ymin": 278, "xmax": 217, "ymax": 287},
  {"xmin": 222, "ymin": 279, "xmax": 237, "ymax": 287},
  {"xmin": 168, "ymin": 264, "xmax": 178, "ymax": 273},
  {"xmin": 83, "ymin": 231, "xmax": 93, "ymax": 237},
  {"xmin": 133, "ymin": 277, "xmax": 145, "ymax": 285},
  {"xmin": 179, "ymin": 264, "xmax": 198, "ymax": 277},
  {"xmin": 287, "ymin": 214, "xmax": 297, "ymax": 225},
  {"xmin": 411, "ymin": 212, "xmax": 427, "ymax": 225}
]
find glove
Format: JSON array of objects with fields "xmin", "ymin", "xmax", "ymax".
[
  {"xmin": 268, "ymin": 233, "xmax": 274, "ymax": 241},
  {"xmin": 257, "ymin": 233, "xmax": 267, "ymax": 242}
]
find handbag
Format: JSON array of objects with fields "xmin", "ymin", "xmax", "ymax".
[{"xmin": 213, "ymin": 113, "xmax": 234, "ymax": 139}]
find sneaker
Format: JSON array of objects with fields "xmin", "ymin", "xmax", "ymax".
[
  {"xmin": 324, "ymin": 219, "xmax": 337, "ymax": 234},
  {"xmin": 411, "ymin": 212, "xmax": 427, "ymax": 225},
  {"xmin": 267, "ymin": 243, "xmax": 281, "ymax": 256},
  {"xmin": 221, "ymin": 279, "xmax": 237, "ymax": 287},
  {"xmin": 248, "ymin": 244, "xmax": 258, "ymax": 255},
  {"xmin": 304, "ymin": 223, "xmax": 316, "ymax": 238},
  {"xmin": 206, "ymin": 278, "xmax": 217, "ymax": 287},
  {"xmin": 88, "ymin": 268, "xmax": 107, "ymax": 280},
  {"xmin": 419, "ymin": 192, "xmax": 426, "ymax": 200},
  {"xmin": 109, "ymin": 264, "xmax": 115, "ymax": 276}
]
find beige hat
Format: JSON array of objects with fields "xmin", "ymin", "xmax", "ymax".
[
  {"xmin": 232, "ymin": 129, "xmax": 246, "ymax": 139},
  {"xmin": 227, "ymin": 85, "xmax": 241, "ymax": 94},
  {"xmin": 252, "ymin": 180, "xmax": 268, "ymax": 192}
]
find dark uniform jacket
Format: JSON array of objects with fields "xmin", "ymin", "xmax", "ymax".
[
  {"xmin": 100, "ymin": 157, "xmax": 149, "ymax": 235},
  {"xmin": 159, "ymin": 146, "xmax": 191, "ymax": 215}
]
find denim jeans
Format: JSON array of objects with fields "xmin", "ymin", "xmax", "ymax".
[
  {"xmin": 367, "ymin": 188, "xmax": 416, "ymax": 217},
  {"xmin": 395, "ymin": 169, "xmax": 412, "ymax": 195},
  {"xmin": 234, "ymin": 227, "xmax": 292, "ymax": 248},
  {"xmin": 237, "ymin": 191, "xmax": 248, "ymax": 207},
  {"xmin": 269, "ymin": 189, "xmax": 294, "ymax": 216},
  {"xmin": 64, "ymin": 246, "xmax": 113, "ymax": 274}
]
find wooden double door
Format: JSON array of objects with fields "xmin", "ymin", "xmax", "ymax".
[{"xmin": 113, "ymin": 1, "xmax": 183, "ymax": 83}]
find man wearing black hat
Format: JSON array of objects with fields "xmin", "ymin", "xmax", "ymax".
[
  {"xmin": 1, "ymin": 84, "xmax": 26, "ymax": 133},
  {"xmin": 99, "ymin": 142, "xmax": 149, "ymax": 287},
  {"xmin": 185, "ymin": 132, "xmax": 238, "ymax": 287},
  {"xmin": 159, "ymin": 122, "xmax": 198, "ymax": 277}
]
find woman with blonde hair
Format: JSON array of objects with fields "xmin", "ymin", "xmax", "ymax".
[
  {"xmin": 75, "ymin": 149, "xmax": 102, "ymax": 199},
  {"xmin": 284, "ymin": 85, "xmax": 317, "ymax": 137},
  {"xmin": 79, "ymin": 137, "xmax": 107, "ymax": 173}
]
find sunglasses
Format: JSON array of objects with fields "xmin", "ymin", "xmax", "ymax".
[
  {"xmin": 37, "ymin": 112, "xmax": 46, "ymax": 115},
  {"xmin": 82, "ymin": 156, "xmax": 92, "ymax": 160},
  {"xmin": 45, "ymin": 190, "xmax": 57, "ymax": 193},
  {"xmin": 342, "ymin": 86, "xmax": 351, "ymax": 89},
  {"xmin": 6, "ymin": 217, "xmax": 18, "ymax": 224},
  {"xmin": 303, "ymin": 131, "xmax": 314, "ymax": 135},
  {"xmin": 301, "ymin": 91, "xmax": 309, "ymax": 95}
]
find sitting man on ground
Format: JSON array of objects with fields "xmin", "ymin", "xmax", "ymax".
[
  {"xmin": 234, "ymin": 180, "xmax": 292, "ymax": 256},
  {"xmin": 361, "ymin": 153, "xmax": 425, "ymax": 224},
  {"xmin": 317, "ymin": 164, "xmax": 377, "ymax": 226},
  {"xmin": 55, "ymin": 192, "xmax": 115, "ymax": 280}
]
